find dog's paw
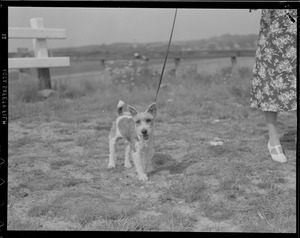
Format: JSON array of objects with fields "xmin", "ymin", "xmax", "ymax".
[
  {"xmin": 138, "ymin": 174, "xmax": 148, "ymax": 181},
  {"xmin": 108, "ymin": 163, "xmax": 116, "ymax": 169},
  {"xmin": 124, "ymin": 162, "xmax": 132, "ymax": 168}
]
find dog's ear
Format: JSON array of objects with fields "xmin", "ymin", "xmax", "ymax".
[
  {"xmin": 146, "ymin": 102, "xmax": 156, "ymax": 117},
  {"xmin": 127, "ymin": 105, "xmax": 137, "ymax": 117}
]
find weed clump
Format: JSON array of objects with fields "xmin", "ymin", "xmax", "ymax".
[
  {"xmin": 9, "ymin": 78, "xmax": 39, "ymax": 103},
  {"xmin": 169, "ymin": 175, "xmax": 208, "ymax": 203},
  {"xmin": 106, "ymin": 59, "xmax": 160, "ymax": 90},
  {"xmin": 28, "ymin": 205, "xmax": 50, "ymax": 217}
]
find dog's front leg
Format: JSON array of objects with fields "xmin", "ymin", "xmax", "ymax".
[
  {"xmin": 108, "ymin": 135, "xmax": 117, "ymax": 168},
  {"xmin": 132, "ymin": 151, "xmax": 148, "ymax": 181},
  {"xmin": 124, "ymin": 143, "xmax": 132, "ymax": 168},
  {"xmin": 144, "ymin": 148, "xmax": 155, "ymax": 174}
]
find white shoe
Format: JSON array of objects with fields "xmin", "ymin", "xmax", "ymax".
[{"xmin": 267, "ymin": 141, "xmax": 287, "ymax": 163}]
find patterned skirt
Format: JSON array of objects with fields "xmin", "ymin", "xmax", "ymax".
[{"xmin": 250, "ymin": 9, "xmax": 297, "ymax": 112}]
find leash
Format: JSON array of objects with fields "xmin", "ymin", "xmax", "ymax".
[{"xmin": 154, "ymin": 8, "xmax": 178, "ymax": 102}]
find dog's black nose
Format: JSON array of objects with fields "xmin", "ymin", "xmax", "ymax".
[{"xmin": 142, "ymin": 129, "xmax": 147, "ymax": 134}]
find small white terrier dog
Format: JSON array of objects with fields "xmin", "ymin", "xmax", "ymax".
[{"xmin": 108, "ymin": 100, "xmax": 156, "ymax": 181}]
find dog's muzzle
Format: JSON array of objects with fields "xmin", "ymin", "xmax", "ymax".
[{"xmin": 142, "ymin": 129, "xmax": 149, "ymax": 140}]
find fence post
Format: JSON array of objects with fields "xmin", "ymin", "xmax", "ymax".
[
  {"xmin": 174, "ymin": 57, "xmax": 181, "ymax": 77},
  {"xmin": 100, "ymin": 59, "xmax": 106, "ymax": 71},
  {"xmin": 30, "ymin": 18, "xmax": 51, "ymax": 90},
  {"xmin": 231, "ymin": 55, "xmax": 237, "ymax": 75}
]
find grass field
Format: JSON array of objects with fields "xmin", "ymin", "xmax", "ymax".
[{"xmin": 8, "ymin": 57, "xmax": 296, "ymax": 232}]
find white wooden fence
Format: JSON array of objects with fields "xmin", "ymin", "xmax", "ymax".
[{"xmin": 8, "ymin": 18, "xmax": 70, "ymax": 90}]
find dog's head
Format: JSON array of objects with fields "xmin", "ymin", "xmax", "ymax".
[{"xmin": 127, "ymin": 102, "xmax": 156, "ymax": 141}]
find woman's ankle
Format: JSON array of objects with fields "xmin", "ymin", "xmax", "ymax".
[{"xmin": 268, "ymin": 134, "xmax": 281, "ymax": 146}]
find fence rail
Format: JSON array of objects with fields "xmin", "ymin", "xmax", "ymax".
[
  {"xmin": 8, "ymin": 27, "xmax": 67, "ymax": 39},
  {"xmin": 9, "ymin": 57, "xmax": 70, "ymax": 69}
]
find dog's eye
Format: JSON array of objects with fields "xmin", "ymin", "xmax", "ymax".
[
  {"xmin": 136, "ymin": 120, "xmax": 141, "ymax": 124},
  {"xmin": 146, "ymin": 119, "xmax": 152, "ymax": 123}
]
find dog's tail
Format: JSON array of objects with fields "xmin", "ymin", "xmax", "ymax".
[{"xmin": 117, "ymin": 100, "xmax": 125, "ymax": 116}]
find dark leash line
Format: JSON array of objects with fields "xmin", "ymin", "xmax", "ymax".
[{"xmin": 154, "ymin": 8, "xmax": 178, "ymax": 103}]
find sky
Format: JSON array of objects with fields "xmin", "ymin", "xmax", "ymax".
[{"xmin": 8, "ymin": 7, "xmax": 261, "ymax": 52}]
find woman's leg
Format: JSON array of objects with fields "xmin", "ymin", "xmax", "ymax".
[
  {"xmin": 265, "ymin": 111, "xmax": 284, "ymax": 155},
  {"xmin": 265, "ymin": 111, "xmax": 280, "ymax": 146}
]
